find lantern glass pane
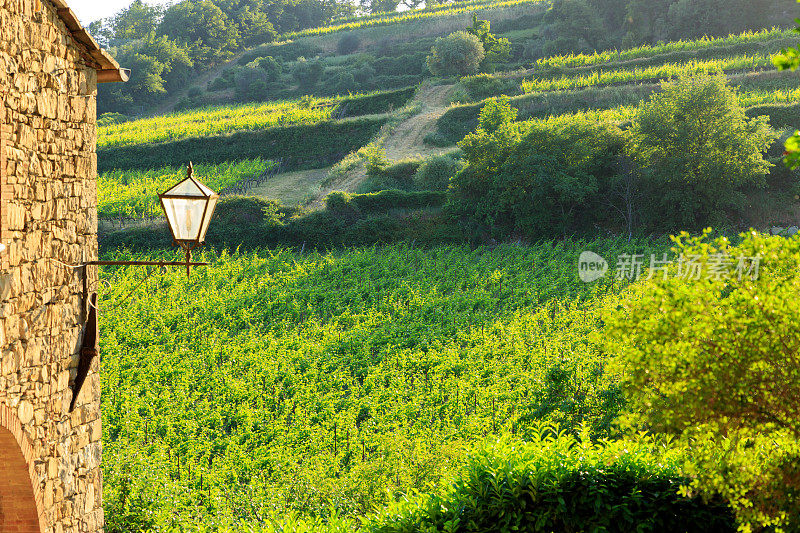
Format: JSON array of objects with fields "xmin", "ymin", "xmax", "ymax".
[
  {"xmin": 162, "ymin": 197, "xmax": 206, "ymax": 241},
  {"xmin": 198, "ymin": 196, "xmax": 218, "ymax": 243}
]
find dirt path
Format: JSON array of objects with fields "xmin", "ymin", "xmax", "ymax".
[
  {"xmin": 382, "ymin": 83, "xmax": 456, "ymax": 161},
  {"xmin": 248, "ymin": 167, "xmax": 331, "ymax": 206},
  {"xmin": 248, "ymin": 83, "xmax": 459, "ymax": 206}
]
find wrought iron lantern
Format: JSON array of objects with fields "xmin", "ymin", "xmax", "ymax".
[{"xmin": 159, "ymin": 162, "xmax": 219, "ymax": 276}]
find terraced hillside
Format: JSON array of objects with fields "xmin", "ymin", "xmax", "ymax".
[
  {"xmin": 97, "ymin": 2, "xmax": 800, "ymax": 532},
  {"xmin": 99, "ymin": 24, "xmax": 800, "ymax": 232}
]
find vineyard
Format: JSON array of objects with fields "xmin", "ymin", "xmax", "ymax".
[
  {"xmin": 94, "ymin": 0, "xmax": 800, "ymax": 529},
  {"xmin": 534, "ymin": 27, "xmax": 795, "ymax": 70},
  {"xmin": 97, "ymin": 159, "xmax": 277, "ymax": 220},
  {"xmin": 99, "ymin": 241, "xmax": 668, "ymax": 531},
  {"xmin": 521, "ymin": 55, "xmax": 774, "ymax": 94},
  {"xmin": 283, "ymin": 0, "xmax": 545, "ymax": 39},
  {"xmin": 98, "ymin": 99, "xmax": 336, "ymax": 149}
]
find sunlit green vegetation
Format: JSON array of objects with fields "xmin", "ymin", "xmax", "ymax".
[
  {"xmin": 100, "ymin": 241, "xmax": 668, "ymax": 530},
  {"xmin": 535, "ymin": 27, "xmax": 794, "ymax": 70},
  {"xmin": 521, "ymin": 55, "xmax": 773, "ymax": 94},
  {"xmin": 283, "ymin": 0, "xmax": 545, "ymax": 39},
  {"xmin": 98, "ymin": 160, "xmax": 273, "ymax": 218},
  {"xmin": 98, "ymin": 100, "xmax": 334, "ymax": 149}
]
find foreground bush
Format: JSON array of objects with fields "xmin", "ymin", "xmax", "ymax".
[
  {"xmin": 368, "ymin": 431, "xmax": 734, "ymax": 533},
  {"xmin": 604, "ymin": 229, "xmax": 800, "ymax": 530}
]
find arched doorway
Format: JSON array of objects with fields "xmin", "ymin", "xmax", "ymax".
[{"xmin": 0, "ymin": 406, "xmax": 45, "ymax": 533}]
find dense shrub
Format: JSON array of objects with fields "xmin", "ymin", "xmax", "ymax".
[
  {"xmin": 449, "ymin": 98, "xmax": 626, "ymax": 239},
  {"xmin": 426, "ymin": 31, "xmax": 485, "ymax": 77},
  {"xmin": 251, "ymin": 56, "xmax": 283, "ymax": 80},
  {"xmin": 322, "ymin": 70, "xmax": 357, "ymax": 95},
  {"xmin": 337, "ymin": 33, "xmax": 362, "ymax": 54},
  {"xmin": 98, "ymin": 117, "xmax": 389, "ymax": 172},
  {"xmin": 604, "ymin": 230, "xmax": 800, "ymax": 530},
  {"xmin": 413, "ymin": 154, "xmax": 464, "ymax": 190},
  {"xmin": 98, "ymin": 113, "xmax": 130, "ymax": 127},
  {"xmin": 292, "ymin": 58, "xmax": 325, "ymax": 89},
  {"xmin": 629, "ymin": 74, "xmax": 774, "ymax": 229},
  {"xmin": 368, "ymin": 432, "xmax": 735, "ymax": 533},
  {"xmin": 234, "ymin": 68, "xmax": 278, "ymax": 101},
  {"xmin": 359, "ymin": 158, "xmax": 422, "ymax": 192}
]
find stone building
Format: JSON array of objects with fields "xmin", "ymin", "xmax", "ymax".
[{"xmin": 0, "ymin": 1, "xmax": 127, "ymax": 532}]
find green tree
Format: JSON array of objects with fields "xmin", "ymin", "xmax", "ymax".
[
  {"xmin": 98, "ymin": 34, "xmax": 193, "ymax": 114},
  {"xmin": 159, "ymin": 0, "xmax": 240, "ymax": 63},
  {"xmin": 466, "ymin": 14, "xmax": 510, "ymax": 70},
  {"xmin": 450, "ymin": 98, "xmax": 624, "ymax": 238},
  {"xmin": 603, "ymin": 229, "xmax": 800, "ymax": 530},
  {"xmin": 426, "ymin": 31, "xmax": 485, "ymax": 77},
  {"xmin": 543, "ymin": 0, "xmax": 608, "ymax": 54},
  {"xmin": 774, "ymin": 0, "xmax": 800, "ymax": 168},
  {"xmin": 90, "ymin": 0, "xmax": 164, "ymax": 47},
  {"xmin": 628, "ymin": 73, "xmax": 774, "ymax": 229},
  {"xmin": 292, "ymin": 58, "xmax": 325, "ymax": 89}
]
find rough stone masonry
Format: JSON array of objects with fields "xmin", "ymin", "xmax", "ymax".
[{"xmin": 0, "ymin": 1, "xmax": 126, "ymax": 531}]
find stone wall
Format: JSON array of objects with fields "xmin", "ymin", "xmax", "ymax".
[{"xmin": 0, "ymin": 0, "xmax": 102, "ymax": 532}]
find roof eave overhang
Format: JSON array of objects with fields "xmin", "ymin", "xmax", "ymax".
[{"xmin": 51, "ymin": 1, "xmax": 129, "ymax": 83}]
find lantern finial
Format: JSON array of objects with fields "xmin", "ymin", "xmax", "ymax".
[{"xmin": 188, "ymin": 161, "xmax": 194, "ymax": 179}]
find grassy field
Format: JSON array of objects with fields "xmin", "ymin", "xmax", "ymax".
[{"xmin": 99, "ymin": 240, "xmax": 670, "ymax": 530}]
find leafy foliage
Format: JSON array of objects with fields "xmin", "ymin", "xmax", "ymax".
[
  {"xmin": 337, "ymin": 33, "xmax": 362, "ymax": 55},
  {"xmin": 628, "ymin": 74, "xmax": 774, "ymax": 229},
  {"xmin": 100, "ymin": 242, "xmax": 648, "ymax": 529},
  {"xmin": 427, "ymin": 31, "xmax": 485, "ymax": 77},
  {"xmin": 413, "ymin": 155, "xmax": 465, "ymax": 190},
  {"xmin": 450, "ymin": 99, "xmax": 625, "ymax": 239},
  {"xmin": 465, "ymin": 14, "xmax": 511, "ymax": 70},
  {"xmin": 368, "ymin": 430, "xmax": 734, "ymax": 533},
  {"xmin": 603, "ymin": 229, "xmax": 800, "ymax": 530}
]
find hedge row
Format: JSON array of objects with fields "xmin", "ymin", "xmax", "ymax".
[
  {"xmin": 746, "ymin": 102, "xmax": 800, "ymax": 128},
  {"xmin": 367, "ymin": 433, "xmax": 735, "ymax": 533},
  {"xmin": 97, "ymin": 117, "xmax": 389, "ymax": 172},
  {"xmin": 435, "ymin": 96, "xmax": 800, "ymax": 145},
  {"xmin": 326, "ymin": 189, "xmax": 447, "ymax": 214},
  {"xmin": 101, "ymin": 193, "xmax": 457, "ymax": 251},
  {"xmin": 335, "ymin": 86, "xmax": 417, "ymax": 117}
]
